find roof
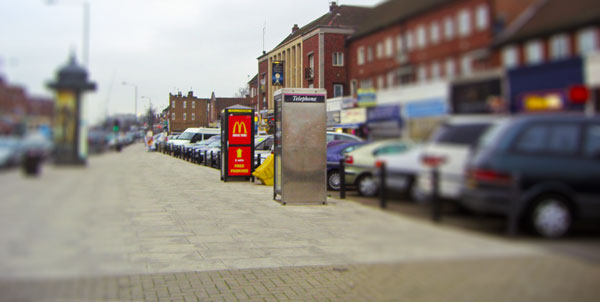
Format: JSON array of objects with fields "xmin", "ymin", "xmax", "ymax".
[
  {"xmin": 274, "ymin": 5, "xmax": 371, "ymax": 50},
  {"xmin": 495, "ymin": 0, "xmax": 600, "ymax": 46},
  {"xmin": 350, "ymin": 0, "xmax": 454, "ymax": 41},
  {"xmin": 248, "ymin": 74, "xmax": 258, "ymax": 84}
]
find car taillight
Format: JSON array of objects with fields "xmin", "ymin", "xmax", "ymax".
[
  {"xmin": 375, "ymin": 160, "xmax": 385, "ymax": 168},
  {"xmin": 469, "ymin": 169, "xmax": 512, "ymax": 184},
  {"xmin": 345, "ymin": 155, "xmax": 353, "ymax": 165},
  {"xmin": 421, "ymin": 155, "xmax": 446, "ymax": 168}
]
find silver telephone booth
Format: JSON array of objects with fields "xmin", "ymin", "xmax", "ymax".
[{"xmin": 273, "ymin": 88, "xmax": 327, "ymax": 205}]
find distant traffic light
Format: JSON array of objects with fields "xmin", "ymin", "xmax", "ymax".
[{"xmin": 113, "ymin": 120, "xmax": 120, "ymax": 132}]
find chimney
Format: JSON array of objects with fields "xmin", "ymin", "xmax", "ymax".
[
  {"xmin": 329, "ymin": 1, "xmax": 338, "ymax": 12},
  {"xmin": 292, "ymin": 24, "xmax": 299, "ymax": 34},
  {"xmin": 188, "ymin": 91, "xmax": 193, "ymax": 97}
]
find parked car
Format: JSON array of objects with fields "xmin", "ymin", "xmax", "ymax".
[
  {"xmin": 326, "ymin": 140, "xmax": 367, "ymax": 190},
  {"xmin": 255, "ymin": 135, "xmax": 274, "ymax": 165},
  {"xmin": 191, "ymin": 135, "xmax": 221, "ymax": 163},
  {"xmin": 204, "ymin": 140, "xmax": 222, "ymax": 167},
  {"xmin": 375, "ymin": 144, "xmax": 425, "ymax": 199},
  {"xmin": 327, "ymin": 132, "xmax": 363, "ymax": 143},
  {"xmin": 167, "ymin": 127, "xmax": 219, "ymax": 151},
  {"xmin": 0, "ymin": 136, "xmax": 22, "ymax": 168},
  {"xmin": 416, "ymin": 115, "xmax": 500, "ymax": 202},
  {"xmin": 462, "ymin": 114, "xmax": 600, "ymax": 238},
  {"xmin": 344, "ymin": 139, "xmax": 415, "ymax": 196}
]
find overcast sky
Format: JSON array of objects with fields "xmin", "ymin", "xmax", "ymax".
[{"xmin": 0, "ymin": 0, "xmax": 383, "ymax": 124}]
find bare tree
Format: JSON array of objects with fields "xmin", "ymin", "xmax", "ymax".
[{"xmin": 234, "ymin": 86, "xmax": 249, "ymax": 98}]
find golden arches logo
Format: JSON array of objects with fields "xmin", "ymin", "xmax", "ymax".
[{"xmin": 232, "ymin": 121, "xmax": 247, "ymax": 135}]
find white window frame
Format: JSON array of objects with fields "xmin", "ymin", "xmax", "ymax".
[
  {"xmin": 171, "ymin": 113, "xmax": 175, "ymax": 120},
  {"xmin": 183, "ymin": 101, "xmax": 187, "ymax": 109},
  {"xmin": 396, "ymin": 34, "xmax": 404, "ymax": 53},
  {"xmin": 418, "ymin": 65, "xmax": 427, "ymax": 82},
  {"xmin": 405, "ymin": 31, "xmax": 414, "ymax": 51},
  {"xmin": 445, "ymin": 58, "xmax": 455, "ymax": 78},
  {"xmin": 417, "ymin": 25, "xmax": 427, "ymax": 48},
  {"xmin": 192, "ymin": 113, "xmax": 195, "ymax": 121},
  {"xmin": 476, "ymin": 4, "xmax": 489, "ymax": 31},
  {"xmin": 192, "ymin": 101, "xmax": 195, "ymax": 109},
  {"xmin": 357, "ymin": 47, "xmax": 365, "ymax": 65},
  {"xmin": 376, "ymin": 42, "xmax": 383, "ymax": 59},
  {"xmin": 444, "ymin": 17, "xmax": 454, "ymax": 40},
  {"xmin": 578, "ymin": 28, "xmax": 598, "ymax": 55},
  {"xmin": 385, "ymin": 37, "xmax": 393, "ymax": 57},
  {"xmin": 431, "ymin": 61, "xmax": 441, "ymax": 79},
  {"xmin": 550, "ymin": 34, "xmax": 570, "ymax": 60},
  {"xmin": 458, "ymin": 9, "xmax": 471, "ymax": 37},
  {"xmin": 526, "ymin": 40, "xmax": 544, "ymax": 65},
  {"xmin": 183, "ymin": 113, "xmax": 187, "ymax": 121},
  {"xmin": 332, "ymin": 52, "xmax": 344, "ymax": 66},
  {"xmin": 461, "ymin": 55, "xmax": 472, "ymax": 75},
  {"xmin": 502, "ymin": 46, "xmax": 519, "ymax": 68},
  {"xmin": 333, "ymin": 84, "xmax": 344, "ymax": 97},
  {"xmin": 377, "ymin": 75, "xmax": 384, "ymax": 89},
  {"xmin": 387, "ymin": 71, "xmax": 395, "ymax": 87},
  {"xmin": 171, "ymin": 100, "xmax": 175, "ymax": 109},
  {"xmin": 430, "ymin": 22, "xmax": 440, "ymax": 44},
  {"xmin": 367, "ymin": 46, "xmax": 373, "ymax": 62}
]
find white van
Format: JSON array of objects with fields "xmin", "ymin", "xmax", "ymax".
[{"xmin": 169, "ymin": 127, "xmax": 220, "ymax": 148}]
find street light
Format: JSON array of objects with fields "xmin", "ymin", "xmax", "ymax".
[
  {"xmin": 140, "ymin": 96, "xmax": 153, "ymax": 113},
  {"xmin": 122, "ymin": 81, "xmax": 138, "ymax": 119},
  {"xmin": 46, "ymin": 0, "xmax": 90, "ymax": 68}
]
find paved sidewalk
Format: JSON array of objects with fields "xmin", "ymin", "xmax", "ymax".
[{"xmin": 0, "ymin": 143, "xmax": 598, "ymax": 301}]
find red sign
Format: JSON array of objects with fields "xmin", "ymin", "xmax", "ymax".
[
  {"xmin": 228, "ymin": 146, "xmax": 251, "ymax": 176},
  {"xmin": 228, "ymin": 115, "xmax": 251, "ymax": 145},
  {"xmin": 569, "ymin": 85, "xmax": 589, "ymax": 104}
]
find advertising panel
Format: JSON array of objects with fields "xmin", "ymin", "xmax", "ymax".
[
  {"xmin": 272, "ymin": 61, "xmax": 284, "ymax": 85},
  {"xmin": 227, "ymin": 146, "xmax": 251, "ymax": 176},
  {"xmin": 228, "ymin": 115, "xmax": 251, "ymax": 145}
]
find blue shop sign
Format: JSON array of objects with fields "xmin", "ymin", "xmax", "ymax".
[
  {"xmin": 367, "ymin": 105, "xmax": 400, "ymax": 122},
  {"xmin": 404, "ymin": 98, "xmax": 447, "ymax": 118}
]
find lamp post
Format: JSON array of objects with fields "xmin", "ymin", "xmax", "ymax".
[
  {"xmin": 122, "ymin": 81, "xmax": 138, "ymax": 119},
  {"xmin": 47, "ymin": 0, "xmax": 90, "ymax": 68},
  {"xmin": 140, "ymin": 96, "xmax": 153, "ymax": 111}
]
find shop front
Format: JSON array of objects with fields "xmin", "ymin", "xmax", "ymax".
[
  {"xmin": 450, "ymin": 71, "xmax": 504, "ymax": 114},
  {"xmin": 508, "ymin": 57, "xmax": 585, "ymax": 113},
  {"xmin": 366, "ymin": 104, "xmax": 402, "ymax": 139},
  {"xmin": 377, "ymin": 81, "xmax": 449, "ymax": 141}
]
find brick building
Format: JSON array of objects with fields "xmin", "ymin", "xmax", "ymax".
[
  {"xmin": 257, "ymin": 3, "xmax": 370, "ymax": 110},
  {"xmin": 0, "ymin": 77, "xmax": 53, "ymax": 134},
  {"xmin": 167, "ymin": 91, "xmax": 209, "ymax": 133},
  {"xmin": 207, "ymin": 92, "xmax": 253, "ymax": 126}
]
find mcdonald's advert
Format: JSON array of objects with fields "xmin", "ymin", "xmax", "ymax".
[
  {"xmin": 228, "ymin": 115, "xmax": 251, "ymax": 145},
  {"xmin": 228, "ymin": 146, "xmax": 251, "ymax": 176}
]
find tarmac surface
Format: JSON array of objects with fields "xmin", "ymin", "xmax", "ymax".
[{"xmin": 0, "ymin": 143, "xmax": 598, "ymax": 301}]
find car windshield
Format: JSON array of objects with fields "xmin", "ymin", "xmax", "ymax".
[
  {"xmin": 178, "ymin": 132, "xmax": 195, "ymax": 140},
  {"xmin": 478, "ymin": 120, "xmax": 510, "ymax": 149},
  {"xmin": 431, "ymin": 123, "xmax": 491, "ymax": 146}
]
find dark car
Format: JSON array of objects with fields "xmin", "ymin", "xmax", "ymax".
[
  {"xmin": 326, "ymin": 140, "xmax": 367, "ymax": 190},
  {"xmin": 463, "ymin": 114, "xmax": 600, "ymax": 238}
]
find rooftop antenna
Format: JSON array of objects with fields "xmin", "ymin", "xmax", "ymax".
[{"xmin": 262, "ymin": 21, "xmax": 266, "ymax": 53}]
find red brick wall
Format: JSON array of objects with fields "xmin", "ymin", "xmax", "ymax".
[
  {"xmin": 258, "ymin": 59, "xmax": 269, "ymax": 111},
  {"xmin": 169, "ymin": 92, "xmax": 209, "ymax": 133},
  {"xmin": 303, "ymin": 34, "xmax": 319, "ymax": 88},
  {"xmin": 323, "ymin": 33, "xmax": 348, "ymax": 98}
]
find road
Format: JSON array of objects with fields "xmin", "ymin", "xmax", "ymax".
[{"xmin": 0, "ymin": 143, "xmax": 598, "ymax": 301}]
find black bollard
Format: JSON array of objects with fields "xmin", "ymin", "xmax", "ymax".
[
  {"xmin": 339, "ymin": 158, "xmax": 346, "ymax": 199},
  {"xmin": 204, "ymin": 150, "xmax": 208, "ymax": 166},
  {"xmin": 431, "ymin": 167, "xmax": 441, "ymax": 222},
  {"xmin": 379, "ymin": 162, "xmax": 387, "ymax": 209},
  {"xmin": 210, "ymin": 151, "xmax": 214, "ymax": 167}
]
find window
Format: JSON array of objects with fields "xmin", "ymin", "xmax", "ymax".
[
  {"xmin": 430, "ymin": 22, "xmax": 440, "ymax": 44},
  {"xmin": 360, "ymin": 78, "xmax": 373, "ymax": 89},
  {"xmin": 357, "ymin": 47, "xmax": 365, "ymax": 65},
  {"xmin": 367, "ymin": 46, "xmax": 373, "ymax": 62},
  {"xmin": 444, "ymin": 17, "xmax": 454, "ymax": 40},
  {"xmin": 308, "ymin": 53, "xmax": 315, "ymax": 73},
  {"xmin": 418, "ymin": 65, "xmax": 427, "ymax": 82},
  {"xmin": 385, "ymin": 37, "xmax": 393, "ymax": 57},
  {"xmin": 192, "ymin": 101, "xmax": 195, "ymax": 109},
  {"xmin": 405, "ymin": 31, "xmax": 414, "ymax": 50},
  {"xmin": 171, "ymin": 100, "xmax": 175, "ymax": 108},
  {"xmin": 171, "ymin": 113, "xmax": 175, "ymax": 120},
  {"xmin": 584, "ymin": 124, "xmax": 600, "ymax": 157},
  {"xmin": 387, "ymin": 71, "xmax": 395, "ymax": 87},
  {"xmin": 578, "ymin": 28, "xmax": 598, "ymax": 55},
  {"xmin": 476, "ymin": 4, "xmax": 489, "ymax": 30},
  {"xmin": 183, "ymin": 101, "xmax": 187, "ymax": 109},
  {"xmin": 374, "ymin": 144, "xmax": 408, "ymax": 156},
  {"xmin": 445, "ymin": 58, "xmax": 456, "ymax": 78},
  {"xmin": 431, "ymin": 61, "xmax": 441, "ymax": 79},
  {"xmin": 183, "ymin": 113, "xmax": 187, "ymax": 121},
  {"xmin": 376, "ymin": 42, "xmax": 383, "ymax": 59},
  {"xmin": 332, "ymin": 52, "xmax": 344, "ymax": 66},
  {"xmin": 432, "ymin": 123, "xmax": 491, "ymax": 146},
  {"xmin": 461, "ymin": 55, "xmax": 472, "ymax": 75},
  {"xmin": 396, "ymin": 34, "xmax": 404, "ymax": 53},
  {"xmin": 514, "ymin": 124, "xmax": 580, "ymax": 155},
  {"xmin": 550, "ymin": 34, "xmax": 570, "ymax": 59},
  {"xmin": 192, "ymin": 113, "xmax": 195, "ymax": 120},
  {"xmin": 351, "ymin": 79, "xmax": 358, "ymax": 96},
  {"xmin": 458, "ymin": 9, "xmax": 471, "ymax": 37},
  {"xmin": 503, "ymin": 46, "xmax": 518, "ymax": 68},
  {"xmin": 417, "ymin": 25, "xmax": 427, "ymax": 48},
  {"xmin": 377, "ymin": 76, "xmax": 384, "ymax": 89},
  {"xmin": 526, "ymin": 40, "xmax": 544, "ymax": 65},
  {"xmin": 333, "ymin": 84, "xmax": 343, "ymax": 97}
]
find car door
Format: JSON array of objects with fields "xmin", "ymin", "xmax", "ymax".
[{"xmin": 577, "ymin": 122, "xmax": 600, "ymax": 219}]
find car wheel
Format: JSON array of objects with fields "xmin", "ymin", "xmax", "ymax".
[
  {"xmin": 357, "ymin": 174, "xmax": 378, "ymax": 197},
  {"xmin": 327, "ymin": 170, "xmax": 341, "ymax": 191},
  {"xmin": 530, "ymin": 195, "xmax": 572, "ymax": 238}
]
